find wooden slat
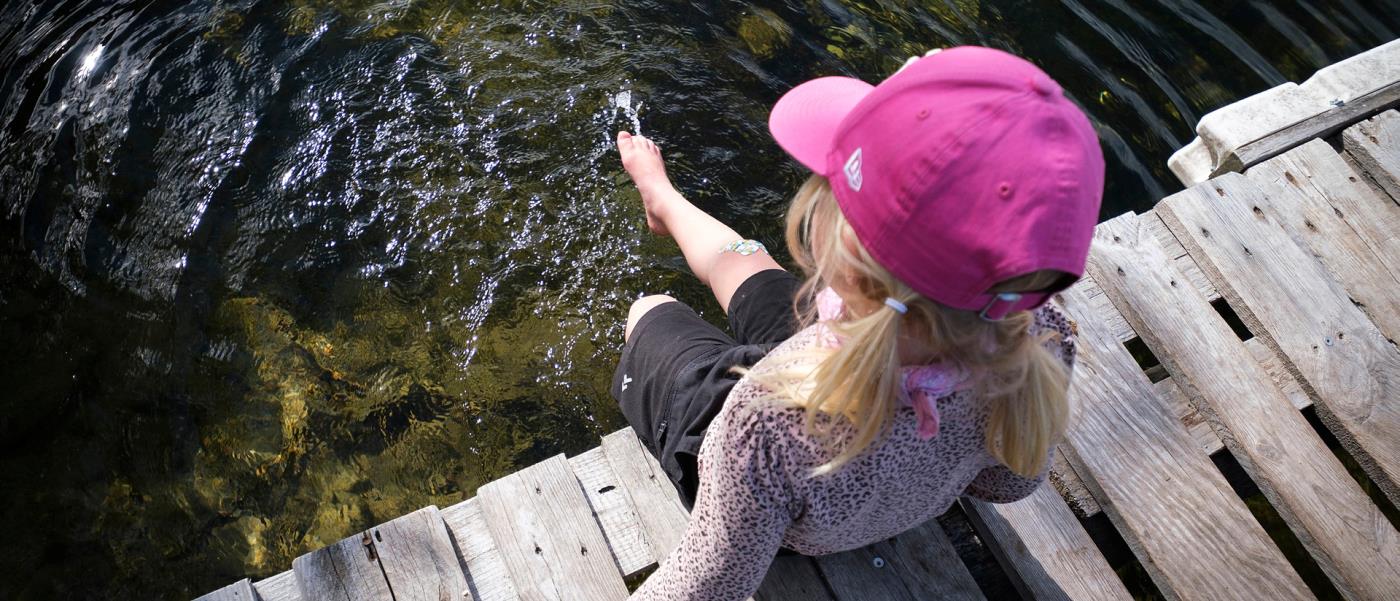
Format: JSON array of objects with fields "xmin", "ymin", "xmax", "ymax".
[
  {"xmin": 961, "ymin": 486, "xmax": 1131, "ymax": 601},
  {"xmin": 1342, "ymin": 110, "xmax": 1400, "ymax": 200},
  {"xmin": 871, "ymin": 520, "xmax": 984, "ymax": 600},
  {"xmin": 1044, "ymin": 212, "xmax": 1298, "ymax": 520},
  {"xmin": 1142, "ymin": 210, "xmax": 1221, "ymax": 303},
  {"xmin": 1245, "ymin": 338, "xmax": 1312, "ymax": 412},
  {"xmin": 441, "ymin": 499, "xmax": 518, "ymax": 601},
  {"xmin": 292, "ymin": 532, "xmax": 392, "ymax": 601},
  {"xmin": 1159, "ymin": 173, "xmax": 1400, "ymax": 508},
  {"xmin": 1245, "ymin": 140, "xmax": 1400, "ymax": 341},
  {"xmin": 288, "ymin": 506, "xmax": 470, "ymax": 601},
  {"xmin": 478, "ymin": 454, "xmax": 628, "ymax": 601},
  {"xmin": 1154, "ymin": 377, "xmax": 1223, "ymax": 456},
  {"xmin": 1049, "ymin": 448, "xmax": 1102, "ymax": 517},
  {"xmin": 196, "ymin": 578, "xmax": 259, "ymax": 601},
  {"xmin": 252, "ymin": 572, "xmax": 299, "ymax": 601},
  {"xmin": 1074, "ymin": 340, "xmax": 1305, "ymax": 510},
  {"xmin": 755, "ymin": 556, "xmax": 837, "ymax": 601},
  {"xmin": 1054, "ymin": 278, "xmax": 1310, "ymax": 600},
  {"xmin": 1049, "ymin": 259, "xmax": 1220, "ymax": 520},
  {"xmin": 569, "ymin": 445, "xmax": 653, "ymax": 576},
  {"xmin": 1212, "ymin": 79, "xmax": 1400, "ymax": 177},
  {"xmin": 815, "ymin": 520, "xmax": 984, "ymax": 601},
  {"xmin": 1092, "ymin": 211, "xmax": 1400, "ymax": 599},
  {"xmin": 600, "ymin": 430, "xmax": 690, "ymax": 561},
  {"xmin": 370, "ymin": 506, "xmax": 472, "ymax": 601}
]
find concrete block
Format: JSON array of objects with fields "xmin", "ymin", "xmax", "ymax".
[
  {"xmin": 1301, "ymin": 39, "xmax": 1400, "ymax": 103},
  {"xmin": 1168, "ymin": 138, "xmax": 1212, "ymax": 186},
  {"xmin": 1168, "ymin": 39, "xmax": 1400, "ymax": 186}
]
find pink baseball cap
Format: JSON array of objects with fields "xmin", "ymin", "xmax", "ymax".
[{"xmin": 769, "ymin": 46, "xmax": 1105, "ymax": 319}]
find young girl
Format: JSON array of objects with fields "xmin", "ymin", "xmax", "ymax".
[{"xmin": 611, "ymin": 46, "xmax": 1103, "ymax": 599}]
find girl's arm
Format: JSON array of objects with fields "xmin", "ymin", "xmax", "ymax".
[
  {"xmin": 630, "ymin": 405, "xmax": 796, "ymax": 601},
  {"xmin": 964, "ymin": 451, "xmax": 1054, "ymax": 503},
  {"xmin": 618, "ymin": 131, "xmax": 785, "ymax": 312}
]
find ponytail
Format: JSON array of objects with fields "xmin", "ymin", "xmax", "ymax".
[
  {"xmin": 744, "ymin": 175, "xmax": 1072, "ymax": 477},
  {"xmin": 981, "ymin": 311, "xmax": 1071, "ymax": 476},
  {"xmin": 799, "ymin": 295, "xmax": 907, "ymax": 475}
]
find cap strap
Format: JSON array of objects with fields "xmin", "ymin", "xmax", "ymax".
[{"xmin": 978, "ymin": 292, "xmax": 1024, "ymax": 322}]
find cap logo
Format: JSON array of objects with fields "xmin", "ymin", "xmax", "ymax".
[{"xmin": 844, "ymin": 148, "xmax": 863, "ymax": 192}]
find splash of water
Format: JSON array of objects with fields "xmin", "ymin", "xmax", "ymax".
[{"xmin": 612, "ymin": 89, "xmax": 643, "ymax": 134}]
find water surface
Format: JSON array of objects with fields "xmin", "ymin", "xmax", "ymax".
[{"xmin": 1, "ymin": 0, "xmax": 1397, "ymax": 597}]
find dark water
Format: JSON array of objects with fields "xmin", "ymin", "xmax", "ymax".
[{"xmin": 1, "ymin": 0, "xmax": 1397, "ymax": 598}]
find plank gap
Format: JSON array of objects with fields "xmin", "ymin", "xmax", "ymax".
[
  {"xmin": 1208, "ymin": 297, "xmax": 1254, "ymax": 341},
  {"xmin": 623, "ymin": 563, "xmax": 658, "ymax": 594},
  {"xmin": 1301, "ymin": 406, "xmax": 1400, "ymax": 531},
  {"xmin": 1207, "ymin": 450, "xmax": 1344, "ymax": 601},
  {"xmin": 936, "ymin": 504, "xmax": 1018, "ymax": 600},
  {"xmin": 1076, "ymin": 511, "xmax": 1166, "ymax": 601},
  {"xmin": 1121, "ymin": 336, "xmax": 1168, "ymax": 383}
]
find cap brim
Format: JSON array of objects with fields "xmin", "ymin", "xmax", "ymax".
[{"xmin": 769, "ymin": 76, "xmax": 874, "ymax": 174}]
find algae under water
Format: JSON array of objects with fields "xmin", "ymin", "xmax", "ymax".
[{"xmin": 1, "ymin": 0, "xmax": 1397, "ymax": 598}]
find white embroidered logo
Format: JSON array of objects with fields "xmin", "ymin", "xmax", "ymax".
[
  {"xmin": 621, "ymin": 374, "xmax": 633, "ymax": 391},
  {"xmin": 844, "ymin": 148, "xmax": 863, "ymax": 192}
]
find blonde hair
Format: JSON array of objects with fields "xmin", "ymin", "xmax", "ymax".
[{"xmin": 744, "ymin": 176, "xmax": 1071, "ymax": 476}]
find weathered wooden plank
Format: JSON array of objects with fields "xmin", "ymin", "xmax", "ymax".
[
  {"xmin": 1092, "ymin": 211, "xmax": 1400, "ymax": 599},
  {"xmin": 1076, "ymin": 272, "xmax": 1135, "ymax": 344},
  {"xmin": 196, "ymin": 578, "xmax": 259, "ymax": 601},
  {"xmin": 252, "ymin": 572, "xmax": 299, "ymax": 601},
  {"xmin": 1054, "ymin": 278, "xmax": 1310, "ymax": 600},
  {"xmin": 875, "ymin": 520, "xmax": 984, "ymax": 600},
  {"xmin": 569, "ymin": 446, "xmax": 652, "ymax": 577},
  {"xmin": 1246, "ymin": 338, "xmax": 1312, "ymax": 412},
  {"xmin": 1072, "ymin": 341, "xmax": 1304, "ymax": 514},
  {"xmin": 441, "ymin": 499, "xmax": 518, "ymax": 601},
  {"xmin": 1049, "ymin": 448, "xmax": 1101, "ymax": 517},
  {"xmin": 370, "ymin": 506, "xmax": 472, "ymax": 601},
  {"xmin": 1141, "ymin": 210, "xmax": 1221, "ymax": 302},
  {"xmin": 1343, "ymin": 110, "xmax": 1400, "ymax": 201},
  {"xmin": 292, "ymin": 531, "xmax": 392, "ymax": 601},
  {"xmin": 1154, "ymin": 377, "xmax": 1223, "ymax": 456},
  {"xmin": 814, "ymin": 542, "xmax": 917, "ymax": 601},
  {"xmin": 815, "ymin": 520, "xmax": 982, "ymax": 601},
  {"xmin": 478, "ymin": 454, "xmax": 628, "ymax": 601},
  {"xmin": 755, "ymin": 556, "xmax": 837, "ymax": 601},
  {"xmin": 1212, "ymin": 79, "xmax": 1400, "ymax": 177},
  {"xmin": 600, "ymin": 429, "xmax": 689, "ymax": 562},
  {"xmin": 1245, "ymin": 140, "xmax": 1400, "ymax": 342},
  {"xmin": 1051, "ymin": 265, "xmax": 1309, "ymax": 520},
  {"xmin": 1160, "ymin": 174, "xmax": 1400, "ymax": 509},
  {"xmin": 962, "ymin": 485, "xmax": 1131, "ymax": 601}
]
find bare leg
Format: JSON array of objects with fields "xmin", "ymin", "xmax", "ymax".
[{"xmin": 617, "ymin": 131, "xmax": 784, "ymax": 312}]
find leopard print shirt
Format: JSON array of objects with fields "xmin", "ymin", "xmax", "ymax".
[{"xmin": 631, "ymin": 304, "xmax": 1078, "ymax": 601}]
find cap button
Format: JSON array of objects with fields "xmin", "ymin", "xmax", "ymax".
[{"xmin": 1030, "ymin": 75, "xmax": 1059, "ymax": 98}]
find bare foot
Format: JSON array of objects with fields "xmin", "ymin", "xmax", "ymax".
[{"xmin": 617, "ymin": 131, "xmax": 674, "ymax": 237}]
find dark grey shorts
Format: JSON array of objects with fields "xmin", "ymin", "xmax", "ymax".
[{"xmin": 610, "ymin": 269, "xmax": 803, "ymax": 508}]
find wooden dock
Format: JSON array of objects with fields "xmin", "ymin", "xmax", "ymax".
[{"xmin": 200, "ymin": 93, "xmax": 1400, "ymax": 601}]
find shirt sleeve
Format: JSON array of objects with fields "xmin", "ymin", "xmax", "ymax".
[
  {"xmin": 630, "ymin": 404, "xmax": 797, "ymax": 601},
  {"xmin": 963, "ymin": 450, "xmax": 1054, "ymax": 503},
  {"xmin": 964, "ymin": 305, "xmax": 1079, "ymax": 504}
]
